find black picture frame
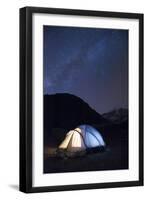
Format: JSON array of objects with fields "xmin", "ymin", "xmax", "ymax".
[{"xmin": 19, "ymin": 6, "xmax": 144, "ymax": 193}]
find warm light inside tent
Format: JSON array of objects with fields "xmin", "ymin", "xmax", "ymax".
[
  {"xmin": 71, "ymin": 132, "xmax": 82, "ymax": 148},
  {"xmin": 75, "ymin": 128, "xmax": 82, "ymax": 133},
  {"xmin": 59, "ymin": 131, "xmax": 73, "ymax": 149}
]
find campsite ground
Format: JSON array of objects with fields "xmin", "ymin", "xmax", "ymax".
[
  {"xmin": 43, "ymin": 94, "xmax": 128, "ymax": 173},
  {"xmin": 44, "ymin": 127, "xmax": 128, "ymax": 173}
]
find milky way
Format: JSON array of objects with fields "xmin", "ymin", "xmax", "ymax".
[{"xmin": 43, "ymin": 26, "xmax": 128, "ymax": 114}]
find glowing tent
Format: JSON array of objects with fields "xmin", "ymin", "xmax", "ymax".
[{"xmin": 58, "ymin": 125, "xmax": 105, "ymax": 154}]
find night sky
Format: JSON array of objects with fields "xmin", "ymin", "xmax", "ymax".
[{"xmin": 43, "ymin": 26, "xmax": 128, "ymax": 114}]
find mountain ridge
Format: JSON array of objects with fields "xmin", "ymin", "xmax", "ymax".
[
  {"xmin": 44, "ymin": 93, "xmax": 107, "ymax": 132},
  {"xmin": 102, "ymin": 108, "xmax": 128, "ymax": 123}
]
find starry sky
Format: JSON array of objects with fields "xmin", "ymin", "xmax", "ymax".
[{"xmin": 43, "ymin": 26, "xmax": 128, "ymax": 114}]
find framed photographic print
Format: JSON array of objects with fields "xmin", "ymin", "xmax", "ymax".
[{"xmin": 19, "ymin": 7, "xmax": 144, "ymax": 193}]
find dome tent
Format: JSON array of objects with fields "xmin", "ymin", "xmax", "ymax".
[{"xmin": 58, "ymin": 125, "xmax": 106, "ymax": 157}]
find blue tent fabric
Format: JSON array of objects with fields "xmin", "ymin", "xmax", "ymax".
[{"xmin": 78, "ymin": 125, "xmax": 105, "ymax": 148}]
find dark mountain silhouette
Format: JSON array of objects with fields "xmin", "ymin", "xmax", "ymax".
[
  {"xmin": 102, "ymin": 108, "xmax": 128, "ymax": 124},
  {"xmin": 44, "ymin": 93, "xmax": 107, "ymax": 133}
]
